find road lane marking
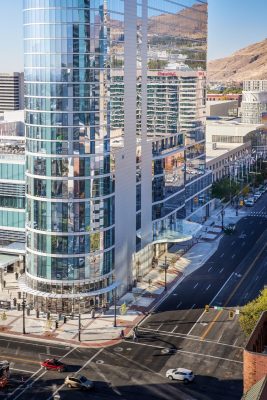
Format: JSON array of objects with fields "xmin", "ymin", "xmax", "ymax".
[
  {"xmin": 11, "ymin": 345, "xmax": 77, "ymax": 400},
  {"xmin": 206, "ymin": 284, "xmax": 211, "ymax": 291},
  {"xmin": 255, "ymin": 275, "xmax": 259, "ymax": 280},
  {"xmin": 11, "ymin": 368, "xmax": 34, "ymax": 374},
  {"xmin": 193, "ymin": 283, "xmax": 198, "ymax": 289},
  {"xmin": 171, "ymin": 325, "xmax": 178, "ymax": 333},
  {"xmin": 0, "ymin": 355, "xmax": 40, "ymax": 365},
  {"xmin": 128, "ymin": 339, "xmax": 242, "ymax": 364},
  {"xmin": 47, "ymin": 348, "xmax": 103, "ymax": 400},
  {"xmin": 191, "ymin": 304, "xmax": 196, "ymax": 309},
  {"xmin": 220, "ymin": 253, "xmax": 224, "ymax": 258},
  {"xmin": 187, "ymin": 310, "xmax": 206, "ymax": 336},
  {"xmin": 138, "ymin": 327, "xmax": 242, "ymax": 349},
  {"xmin": 0, "ymin": 338, "xmax": 69, "ymax": 350},
  {"xmin": 219, "ymin": 268, "xmax": 224, "ymax": 274},
  {"xmin": 231, "ymin": 254, "xmax": 236, "ymax": 259},
  {"xmin": 176, "ymin": 301, "xmax": 182, "ymax": 309},
  {"xmin": 156, "ymin": 323, "xmax": 163, "ymax": 331},
  {"xmin": 208, "ymin": 266, "xmax": 213, "ymax": 272},
  {"xmin": 201, "ymin": 242, "xmax": 267, "ymax": 341},
  {"xmin": 231, "ymin": 241, "xmax": 235, "ymax": 246}
]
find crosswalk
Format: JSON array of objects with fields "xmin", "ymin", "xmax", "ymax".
[{"xmin": 247, "ymin": 211, "xmax": 267, "ymax": 218}]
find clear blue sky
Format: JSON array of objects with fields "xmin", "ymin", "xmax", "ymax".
[{"xmin": 1, "ymin": 0, "xmax": 267, "ymax": 72}]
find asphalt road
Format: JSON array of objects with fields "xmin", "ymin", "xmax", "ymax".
[{"xmin": 1, "ymin": 195, "xmax": 266, "ymax": 400}]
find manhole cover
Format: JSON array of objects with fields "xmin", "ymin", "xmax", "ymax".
[
  {"xmin": 114, "ymin": 347, "xmax": 123, "ymax": 352},
  {"xmin": 96, "ymin": 360, "xmax": 104, "ymax": 364}
]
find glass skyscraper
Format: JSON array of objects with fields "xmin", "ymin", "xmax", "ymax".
[
  {"xmin": 23, "ymin": 0, "xmax": 116, "ymax": 312},
  {"xmin": 20, "ymin": 0, "xmax": 209, "ymax": 311}
]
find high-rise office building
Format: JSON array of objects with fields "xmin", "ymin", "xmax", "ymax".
[
  {"xmin": 20, "ymin": 0, "xmax": 210, "ymax": 312},
  {"xmin": 0, "ymin": 73, "xmax": 24, "ymax": 112}
]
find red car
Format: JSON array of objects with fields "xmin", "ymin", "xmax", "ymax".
[{"xmin": 41, "ymin": 358, "xmax": 66, "ymax": 372}]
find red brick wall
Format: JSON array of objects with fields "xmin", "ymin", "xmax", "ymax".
[{"xmin": 244, "ymin": 349, "xmax": 267, "ymax": 393}]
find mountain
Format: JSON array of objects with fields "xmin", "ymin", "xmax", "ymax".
[{"xmin": 208, "ymin": 38, "xmax": 267, "ymax": 83}]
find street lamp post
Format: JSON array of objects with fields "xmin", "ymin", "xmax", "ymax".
[
  {"xmin": 163, "ymin": 256, "xmax": 169, "ymax": 291},
  {"xmin": 221, "ymin": 207, "xmax": 225, "ymax": 231},
  {"xmin": 78, "ymin": 297, "xmax": 83, "ymax": 342},
  {"xmin": 113, "ymin": 288, "xmax": 117, "ymax": 327},
  {"xmin": 22, "ymin": 293, "xmax": 26, "ymax": 335}
]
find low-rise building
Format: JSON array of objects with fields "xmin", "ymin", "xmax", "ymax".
[
  {"xmin": 243, "ymin": 311, "xmax": 267, "ymax": 395},
  {"xmin": 206, "ymin": 100, "xmax": 238, "ymax": 118}
]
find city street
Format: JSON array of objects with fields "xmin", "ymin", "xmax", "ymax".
[{"xmin": 1, "ymin": 197, "xmax": 267, "ymax": 400}]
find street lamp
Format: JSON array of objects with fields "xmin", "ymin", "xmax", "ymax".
[
  {"xmin": 78, "ymin": 297, "xmax": 83, "ymax": 342},
  {"xmin": 221, "ymin": 206, "xmax": 225, "ymax": 231},
  {"xmin": 113, "ymin": 287, "xmax": 117, "ymax": 327},
  {"xmin": 22, "ymin": 293, "xmax": 26, "ymax": 335},
  {"xmin": 162, "ymin": 256, "xmax": 169, "ymax": 291}
]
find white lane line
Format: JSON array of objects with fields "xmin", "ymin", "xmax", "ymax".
[
  {"xmin": 11, "ymin": 346, "xmax": 77, "ymax": 400},
  {"xmin": 191, "ymin": 304, "xmax": 196, "ymax": 309},
  {"xmin": 217, "ymin": 332, "xmax": 224, "ymax": 343},
  {"xmin": 11, "ymin": 368, "xmax": 34, "ymax": 374},
  {"xmin": 0, "ymin": 338, "xmax": 68, "ymax": 350},
  {"xmin": 210, "ymin": 272, "xmax": 235, "ymax": 305},
  {"xmin": 255, "ymin": 275, "xmax": 259, "ymax": 281},
  {"xmin": 47, "ymin": 348, "xmax": 104, "ymax": 400},
  {"xmin": 193, "ymin": 283, "xmax": 199, "ymax": 289},
  {"xmin": 187, "ymin": 310, "xmax": 206, "ymax": 336},
  {"xmin": 219, "ymin": 268, "xmax": 224, "ymax": 274},
  {"xmin": 233, "ymin": 338, "xmax": 239, "ymax": 347},
  {"xmin": 206, "ymin": 284, "xmax": 211, "ymax": 291},
  {"xmin": 231, "ymin": 254, "xmax": 236, "ymax": 259},
  {"xmin": 176, "ymin": 301, "xmax": 182, "ymax": 309},
  {"xmin": 129, "ymin": 339, "xmax": 242, "ymax": 364},
  {"xmin": 220, "ymin": 253, "xmax": 224, "ymax": 258},
  {"xmin": 171, "ymin": 325, "xmax": 178, "ymax": 333},
  {"xmin": 208, "ymin": 266, "xmax": 213, "ymax": 272},
  {"xmin": 156, "ymin": 323, "xmax": 163, "ymax": 331},
  {"xmin": 231, "ymin": 241, "xmax": 235, "ymax": 246},
  {"xmin": 139, "ymin": 327, "xmax": 243, "ymax": 349}
]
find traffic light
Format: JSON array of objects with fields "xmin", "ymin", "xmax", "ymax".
[
  {"xmin": 205, "ymin": 305, "xmax": 209, "ymax": 313},
  {"xmin": 229, "ymin": 310, "xmax": 234, "ymax": 320}
]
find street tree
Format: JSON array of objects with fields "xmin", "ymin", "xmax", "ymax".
[{"xmin": 239, "ymin": 288, "xmax": 267, "ymax": 336}]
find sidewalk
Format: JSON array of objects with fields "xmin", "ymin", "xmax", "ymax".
[{"xmin": 0, "ymin": 203, "xmax": 249, "ymax": 347}]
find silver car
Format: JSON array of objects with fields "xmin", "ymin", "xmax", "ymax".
[
  {"xmin": 166, "ymin": 368, "xmax": 195, "ymax": 383},
  {"xmin": 65, "ymin": 375, "xmax": 94, "ymax": 390}
]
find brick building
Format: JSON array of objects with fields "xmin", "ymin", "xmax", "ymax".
[{"xmin": 243, "ymin": 311, "xmax": 267, "ymax": 394}]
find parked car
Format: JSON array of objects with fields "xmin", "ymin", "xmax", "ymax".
[
  {"xmin": 41, "ymin": 358, "xmax": 66, "ymax": 372},
  {"xmin": 253, "ymin": 191, "xmax": 262, "ymax": 201},
  {"xmin": 244, "ymin": 198, "xmax": 254, "ymax": 207},
  {"xmin": 65, "ymin": 375, "xmax": 94, "ymax": 390},
  {"xmin": 166, "ymin": 368, "xmax": 195, "ymax": 383}
]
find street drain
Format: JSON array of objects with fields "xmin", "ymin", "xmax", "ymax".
[{"xmin": 96, "ymin": 360, "xmax": 104, "ymax": 364}]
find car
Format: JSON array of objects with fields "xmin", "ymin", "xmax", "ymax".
[
  {"xmin": 166, "ymin": 368, "xmax": 195, "ymax": 383},
  {"xmin": 253, "ymin": 192, "xmax": 262, "ymax": 201},
  {"xmin": 244, "ymin": 198, "xmax": 254, "ymax": 207},
  {"xmin": 41, "ymin": 358, "xmax": 66, "ymax": 372},
  {"xmin": 65, "ymin": 375, "xmax": 94, "ymax": 390}
]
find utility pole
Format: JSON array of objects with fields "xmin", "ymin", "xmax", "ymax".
[
  {"xmin": 163, "ymin": 256, "xmax": 169, "ymax": 291},
  {"xmin": 78, "ymin": 313, "xmax": 81, "ymax": 342}
]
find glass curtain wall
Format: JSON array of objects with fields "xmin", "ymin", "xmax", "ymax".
[{"xmin": 23, "ymin": 0, "xmax": 117, "ymax": 310}]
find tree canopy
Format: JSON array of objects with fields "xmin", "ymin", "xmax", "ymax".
[{"xmin": 239, "ymin": 288, "xmax": 267, "ymax": 336}]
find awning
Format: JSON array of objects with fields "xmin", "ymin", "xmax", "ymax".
[
  {"xmin": 18, "ymin": 275, "xmax": 120, "ymax": 299},
  {"xmin": 0, "ymin": 254, "xmax": 20, "ymax": 269},
  {"xmin": 152, "ymin": 220, "xmax": 202, "ymax": 244}
]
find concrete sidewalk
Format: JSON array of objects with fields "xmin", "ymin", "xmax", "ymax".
[{"xmin": 0, "ymin": 202, "xmax": 249, "ymax": 347}]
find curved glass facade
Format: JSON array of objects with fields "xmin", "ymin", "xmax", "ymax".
[{"xmin": 23, "ymin": 0, "xmax": 115, "ymax": 306}]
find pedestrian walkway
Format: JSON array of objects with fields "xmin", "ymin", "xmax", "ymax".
[{"xmin": 0, "ymin": 201, "xmax": 252, "ymax": 347}]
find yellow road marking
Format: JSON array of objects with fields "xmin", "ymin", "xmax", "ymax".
[
  {"xmin": 0, "ymin": 355, "xmax": 40, "ymax": 366},
  {"xmin": 201, "ymin": 242, "xmax": 267, "ymax": 341}
]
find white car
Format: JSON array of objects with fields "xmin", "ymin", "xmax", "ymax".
[
  {"xmin": 244, "ymin": 198, "xmax": 254, "ymax": 207},
  {"xmin": 253, "ymin": 192, "xmax": 261, "ymax": 201},
  {"xmin": 166, "ymin": 368, "xmax": 195, "ymax": 383}
]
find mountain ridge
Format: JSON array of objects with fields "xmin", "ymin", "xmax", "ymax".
[{"xmin": 208, "ymin": 38, "xmax": 267, "ymax": 83}]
